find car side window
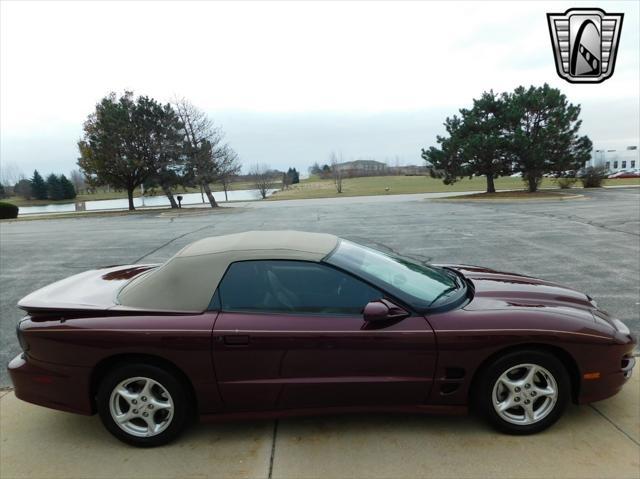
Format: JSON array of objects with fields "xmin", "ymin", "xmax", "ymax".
[{"xmin": 218, "ymin": 260, "xmax": 383, "ymax": 315}]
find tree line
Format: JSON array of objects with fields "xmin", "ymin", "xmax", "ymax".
[
  {"xmin": 422, "ymin": 84, "xmax": 593, "ymax": 193},
  {"xmin": 6, "ymin": 170, "xmax": 77, "ymax": 201},
  {"xmin": 77, "ymin": 92, "xmax": 241, "ymax": 210}
]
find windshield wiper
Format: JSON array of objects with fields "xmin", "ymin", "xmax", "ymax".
[
  {"xmin": 429, "ymin": 269, "xmax": 464, "ymax": 306},
  {"xmin": 429, "ymin": 285, "xmax": 458, "ymax": 306}
]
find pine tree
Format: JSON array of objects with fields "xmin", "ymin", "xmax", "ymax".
[
  {"xmin": 422, "ymin": 91, "xmax": 511, "ymax": 193},
  {"xmin": 59, "ymin": 174, "xmax": 77, "ymax": 199},
  {"xmin": 31, "ymin": 170, "xmax": 48, "ymax": 200},
  {"xmin": 422, "ymin": 84, "xmax": 591, "ymax": 193},
  {"xmin": 504, "ymin": 84, "xmax": 592, "ymax": 192},
  {"xmin": 46, "ymin": 174, "xmax": 64, "ymax": 200}
]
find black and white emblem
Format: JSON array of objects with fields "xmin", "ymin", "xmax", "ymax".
[{"xmin": 547, "ymin": 8, "xmax": 623, "ymax": 84}]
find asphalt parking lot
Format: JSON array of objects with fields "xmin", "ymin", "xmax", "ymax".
[
  {"xmin": 0, "ymin": 187, "xmax": 639, "ymax": 478},
  {"xmin": 1, "ymin": 187, "xmax": 639, "ymax": 389}
]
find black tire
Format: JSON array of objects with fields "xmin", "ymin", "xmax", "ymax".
[
  {"xmin": 475, "ymin": 350, "xmax": 571, "ymax": 435},
  {"xmin": 97, "ymin": 363, "xmax": 190, "ymax": 447}
]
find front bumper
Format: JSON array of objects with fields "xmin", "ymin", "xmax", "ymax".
[
  {"xmin": 8, "ymin": 353, "xmax": 94, "ymax": 415},
  {"xmin": 578, "ymin": 350, "xmax": 637, "ymax": 404}
]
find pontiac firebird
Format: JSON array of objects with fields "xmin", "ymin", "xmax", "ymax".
[{"xmin": 8, "ymin": 231, "xmax": 636, "ymax": 447}]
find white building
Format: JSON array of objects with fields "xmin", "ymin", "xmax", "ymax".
[{"xmin": 588, "ymin": 146, "xmax": 639, "ymax": 173}]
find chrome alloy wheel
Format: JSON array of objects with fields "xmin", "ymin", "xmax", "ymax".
[
  {"xmin": 492, "ymin": 363, "xmax": 558, "ymax": 425},
  {"xmin": 109, "ymin": 376, "xmax": 174, "ymax": 438}
]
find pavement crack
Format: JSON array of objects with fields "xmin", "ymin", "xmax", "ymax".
[
  {"xmin": 133, "ymin": 224, "xmax": 213, "ymax": 263},
  {"xmin": 268, "ymin": 419, "xmax": 279, "ymax": 479},
  {"xmin": 470, "ymin": 204, "xmax": 639, "ymax": 238},
  {"xmin": 589, "ymin": 404, "xmax": 640, "ymax": 447}
]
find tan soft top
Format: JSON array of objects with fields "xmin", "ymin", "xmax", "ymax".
[{"xmin": 117, "ymin": 230, "xmax": 339, "ymax": 312}]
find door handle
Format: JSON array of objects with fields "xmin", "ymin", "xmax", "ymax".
[{"xmin": 223, "ymin": 335, "xmax": 250, "ymax": 345}]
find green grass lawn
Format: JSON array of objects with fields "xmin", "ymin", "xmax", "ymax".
[
  {"xmin": 269, "ymin": 175, "xmax": 640, "ymax": 200},
  {"xmin": 5, "ymin": 176, "xmax": 639, "ymax": 206}
]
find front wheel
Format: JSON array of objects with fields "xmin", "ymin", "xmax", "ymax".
[
  {"xmin": 476, "ymin": 350, "xmax": 571, "ymax": 434},
  {"xmin": 97, "ymin": 364, "xmax": 190, "ymax": 447}
]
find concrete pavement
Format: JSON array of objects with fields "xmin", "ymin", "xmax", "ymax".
[{"xmin": 1, "ymin": 373, "xmax": 638, "ymax": 479}]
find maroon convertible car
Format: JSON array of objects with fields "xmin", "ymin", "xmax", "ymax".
[{"xmin": 8, "ymin": 231, "xmax": 636, "ymax": 446}]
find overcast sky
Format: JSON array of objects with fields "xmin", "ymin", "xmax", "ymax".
[{"xmin": 1, "ymin": 0, "xmax": 638, "ymax": 178}]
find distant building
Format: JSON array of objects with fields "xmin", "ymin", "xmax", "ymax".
[
  {"xmin": 334, "ymin": 160, "xmax": 388, "ymax": 174},
  {"xmin": 588, "ymin": 146, "xmax": 639, "ymax": 172},
  {"xmin": 333, "ymin": 160, "xmax": 430, "ymax": 177}
]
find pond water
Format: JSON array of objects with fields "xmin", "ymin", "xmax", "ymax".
[{"xmin": 18, "ymin": 189, "xmax": 276, "ymax": 215}]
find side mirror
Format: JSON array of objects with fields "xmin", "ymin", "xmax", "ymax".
[{"xmin": 363, "ymin": 299, "xmax": 409, "ymax": 322}]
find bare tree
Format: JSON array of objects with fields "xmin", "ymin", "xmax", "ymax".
[
  {"xmin": 330, "ymin": 152, "xmax": 343, "ymax": 193},
  {"xmin": 174, "ymin": 98, "xmax": 225, "ymax": 208},
  {"xmin": 69, "ymin": 169, "xmax": 86, "ymax": 194},
  {"xmin": 13, "ymin": 179, "xmax": 31, "ymax": 199},
  {"xmin": 251, "ymin": 163, "xmax": 274, "ymax": 200},
  {"xmin": 0, "ymin": 161, "xmax": 23, "ymax": 188},
  {"xmin": 217, "ymin": 146, "xmax": 241, "ymax": 202},
  {"xmin": 281, "ymin": 171, "xmax": 291, "ymax": 190}
]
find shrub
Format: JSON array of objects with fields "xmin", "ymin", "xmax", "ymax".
[
  {"xmin": 580, "ymin": 166, "xmax": 608, "ymax": 188},
  {"xmin": 556, "ymin": 176, "xmax": 577, "ymax": 189},
  {"xmin": 0, "ymin": 201, "xmax": 19, "ymax": 219}
]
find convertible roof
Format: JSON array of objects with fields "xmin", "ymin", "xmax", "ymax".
[
  {"xmin": 176, "ymin": 230, "xmax": 338, "ymax": 258},
  {"xmin": 117, "ymin": 231, "xmax": 339, "ymax": 312}
]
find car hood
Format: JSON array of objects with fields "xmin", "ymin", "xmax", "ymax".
[{"xmin": 441, "ymin": 264, "xmax": 595, "ymax": 314}]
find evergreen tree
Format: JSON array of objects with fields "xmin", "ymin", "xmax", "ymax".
[
  {"xmin": 422, "ymin": 91, "xmax": 511, "ymax": 193},
  {"xmin": 59, "ymin": 174, "xmax": 77, "ymax": 199},
  {"xmin": 30, "ymin": 170, "xmax": 48, "ymax": 200},
  {"xmin": 46, "ymin": 174, "xmax": 64, "ymax": 200},
  {"xmin": 422, "ymin": 84, "xmax": 592, "ymax": 193},
  {"xmin": 284, "ymin": 167, "xmax": 300, "ymax": 185},
  {"xmin": 503, "ymin": 84, "xmax": 592, "ymax": 192},
  {"xmin": 0, "ymin": 184, "xmax": 6, "ymax": 199}
]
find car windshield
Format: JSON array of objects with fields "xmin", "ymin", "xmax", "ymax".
[{"xmin": 325, "ymin": 240, "xmax": 459, "ymax": 310}]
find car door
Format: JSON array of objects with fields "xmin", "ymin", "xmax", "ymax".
[{"xmin": 211, "ymin": 260, "xmax": 437, "ymax": 411}]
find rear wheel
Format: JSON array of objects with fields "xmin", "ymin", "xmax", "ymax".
[
  {"xmin": 97, "ymin": 364, "xmax": 189, "ymax": 447},
  {"xmin": 476, "ymin": 350, "xmax": 571, "ymax": 434}
]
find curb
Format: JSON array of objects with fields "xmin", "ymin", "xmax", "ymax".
[{"xmin": 431, "ymin": 193, "xmax": 586, "ymax": 202}]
